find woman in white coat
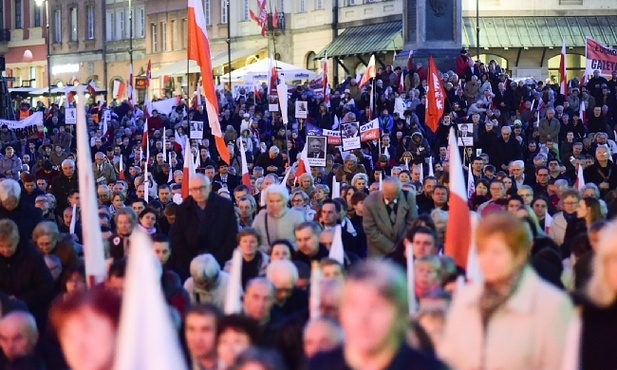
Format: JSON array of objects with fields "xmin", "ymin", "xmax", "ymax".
[{"xmin": 438, "ymin": 212, "xmax": 576, "ymax": 370}]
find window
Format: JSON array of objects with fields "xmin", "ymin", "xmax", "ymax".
[
  {"xmin": 15, "ymin": 0, "xmax": 22, "ymax": 29},
  {"xmin": 299, "ymin": 0, "xmax": 306, "ymax": 12},
  {"xmin": 220, "ymin": 0, "xmax": 228, "ymax": 24},
  {"xmin": 204, "ymin": 0, "xmax": 211, "ymax": 25},
  {"xmin": 69, "ymin": 7, "xmax": 78, "ymax": 41},
  {"xmin": 171, "ymin": 20, "xmax": 177, "ymax": 50},
  {"xmin": 347, "ymin": 0, "xmax": 356, "ymax": 5},
  {"xmin": 315, "ymin": 0, "xmax": 323, "ymax": 10},
  {"xmin": 161, "ymin": 22, "xmax": 167, "ymax": 51},
  {"xmin": 242, "ymin": 0, "xmax": 249, "ymax": 21},
  {"xmin": 107, "ymin": 11, "xmax": 115, "ymax": 41},
  {"xmin": 87, "ymin": 6, "xmax": 94, "ymax": 40},
  {"xmin": 117, "ymin": 9, "xmax": 125, "ymax": 40},
  {"xmin": 182, "ymin": 19, "xmax": 187, "ymax": 49},
  {"xmin": 53, "ymin": 9, "xmax": 61, "ymax": 42},
  {"xmin": 279, "ymin": 0, "xmax": 285, "ymax": 12},
  {"xmin": 151, "ymin": 23, "xmax": 157, "ymax": 52},
  {"xmin": 137, "ymin": 8, "xmax": 145, "ymax": 38},
  {"xmin": 34, "ymin": 2, "xmax": 42, "ymax": 27}
]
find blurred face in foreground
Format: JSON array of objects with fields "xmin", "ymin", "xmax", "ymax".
[
  {"xmin": 477, "ymin": 234, "xmax": 525, "ymax": 285},
  {"xmin": 185, "ymin": 313, "xmax": 217, "ymax": 362}
]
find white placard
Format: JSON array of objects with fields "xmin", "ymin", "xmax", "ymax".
[{"xmin": 65, "ymin": 108, "xmax": 77, "ymax": 124}]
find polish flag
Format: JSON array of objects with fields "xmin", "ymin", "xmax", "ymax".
[
  {"xmin": 145, "ymin": 60, "xmax": 152, "ymax": 87},
  {"xmin": 86, "ymin": 81, "xmax": 97, "ymax": 96},
  {"xmin": 358, "ymin": 54, "xmax": 376, "ymax": 89},
  {"xmin": 239, "ymin": 139, "xmax": 252, "ymax": 193},
  {"xmin": 188, "ymin": 0, "xmax": 230, "ymax": 164},
  {"xmin": 559, "ymin": 39, "xmax": 568, "ymax": 99},
  {"xmin": 323, "ymin": 52, "xmax": 330, "ymax": 107},
  {"xmin": 399, "ymin": 69, "xmax": 405, "ymax": 93},
  {"xmin": 127, "ymin": 63, "xmax": 135, "ymax": 110},
  {"xmin": 141, "ymin": 119, "xmax": 148, "ymax": 149},
  {"xmin": 272, "ymin": 6, "xmax": 279, "ymax": 29},
  {"xmin": 75, "ymin": 86, "xmax": 106, "ymax": 287},
  {"xmin": 425, "ymin": 55, "xmax": 445, "ymax": 133},
  {"xmin": 407, "ymin": 50, "xmax": 414, "ymax": 72},
  {"xmin": 444, "ymin": 128, "xmax": 472, "ymax": 270},
  {"xmin": 467, "ymin": 164, "xmax": 475, "ymax": 199},
  {"xmin": 254, "ymin": 85, "xmax": 261, "ymax": 101},
  {"xmin": 294, "ymin": 143, "xmax": 312, "ymax": 183},
  {"xmin": 575, "ymin": 162, "xmax": 585, "ymax": 191},
  {"xmin": 119, "ymin": 154, "xmax": 126, "ymax": 180},
  {"xmin": 544, "ymin": 211, "xmax": 553, "ymax": 234},
  {"xmin": 113, "ymin": 80, "xmax": 126, "ymax": 100},
  {"xmin": 180, "ymin": 138, "xmax": 196, "ymax": 199},
  {"xmin": 579, "ymin": 99, "xmax": 586, "ymax": 125},
  {"xmin": 268, "ymin": 57, "xmax": 278, "ymax": 95}
]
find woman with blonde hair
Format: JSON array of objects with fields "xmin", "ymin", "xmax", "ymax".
[
  {"xmin": 439, "ymin": 212, "xmax": 576, "ymax": 370},
  {"xmin": 579, "ymin": 220, "xmax": 617, "ymax": 369}
]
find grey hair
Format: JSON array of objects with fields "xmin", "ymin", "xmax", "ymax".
[
  {"xmin": 510, "ymin": 160, "xmax": 524, "ymax": 169},
  {"xmin": 269, "ymin": 146, "xmax": 280, "ymax": 155},
  {"xmin": 190, "ymin": 253, "xmax": 221, "ymax": 281},
  {"xmin": 61, "ymin": 159, "xmax": 75, "ymax": 168},
  {"xmin": 264, "ymin": 183, "xmax": 290, "ymax": 204},
  {"xmin": 0, "ymin": 179, "xmax": 21, "ymax": 201},
  {"xmin": 266, "ymin": 259, "xmax": 299, "ymax": 285}
]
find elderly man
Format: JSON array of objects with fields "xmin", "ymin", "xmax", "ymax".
[
  {"xmin": 92, "ymin": 152, "xmax": 117, "ymax": 184},
  {"xmin": 170, "ymin": 173, "xmax": 237, "ymax": 281},
  {"xmin": 51, "ymin": 159, "xmax": 79, "ymax": 215},
  {"xmin": 243, "ymin": 278, "xmax": 275, "ymax": 327},
  {"xmin": 334, "ymin": 153, "xmax": 367, "ymax": 183},
  {"xmin": 0, "ymin": 179, "xmax": 42, "ymax": 242},
  {"xmin": 509, "ymin": 160, "xmax": 533, "ymax": 189},
  {"xmin": 363, "ymin": 177, "xmax": 418, "ymax": 257},
  {"xmin": 491, "ymin": 126, "xmax": 523, "ymax": 171},
  {"xmin": 255, "ymin": 146, "xmax": 285, "ymax": 176},
  {"xmin": 183, "ymin": 254, "xmax": 229, "ymax": 309},
  {"xmin": 0, "ymin": 146, "xmax": 21, "ymax": 180},
  {"xmin": 538, "ymin": 108, "xmax": 560, "ymax": 144},
  {"xmin": 266, "ymin": 260, "xmax": 308, "ymax": 319}
]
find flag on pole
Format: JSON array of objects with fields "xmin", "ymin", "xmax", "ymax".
[
  {"xmin": 113, "ymin": 80, "xmax": 126, "ymax": 100},
  {"xmin": 277, "ymin": 75, "xmax": 289, "ymax": 125},
  {"xmin": 559, "ymin": 38, "xmax": 568, "ymax": 99},
  {"xmin": 144, "ymin": 137, "xmax": 150, "ymax": 203},
  {"xmin": 575, "ymin": 163, "xmax": 585, "ymax": 191},
  {"xmin": 188, "ymin": 0, "xmax": 230, "ymax": 164},
  {"xmin": 239, "ymin": 139, "xmax": 253, "ymax": 193},
  {"xmin": 162, "ymin": 131, "xmax": 167, "ymax": 163},
  {"xmin": 425, "ymin": 55, "xmax": 445, "ymax": 133},
  {"xmin": 399, "ymin": 69, "xmax": 405, "ymax": 93},
  {"xmin": 268, "ymin": 56, "xmax": 278, "ymax": 95},
  {"xmin": 418, "ymin": 163, "xmax": 424, "ymax": 183},
  {"xmin": 322, "ymin": 52, "xmax": 330, "ymax": 107},
  {"xmin": 98, "ymin": 95, "xmax": 105, "ymax": 111},
  {"xmin": 69, "ymin": 204, "xmax": 77, "ymax": 235},
  {"xmin": 329, "ymin": 225, "xmax": 345, "ymax": 264},
  {"xmin": 358, "ymin": 55, "xmax": 376, "ymax": 89},
  {"xmin": 272, "ymin": 6, "xmax": 279, "ymax": 29},
  {"xmin": 146, "ymin": 59, "xmax": 152, "ymax": 86},
  {"xmin": 444, "ymin": 128, "xmax": 472, "ymax": 270},
  {"xmin": 180, "ymin": 139, "xmax": 196, "ymax": 199},
  {"xmin": 119, "ymin": 154, "xmax": 126, "ymax": 180},
  {"xmin": 428, "ymin": 156, "xmax": 434, "ymax": 177},
  {"xmin": 86, "ymin": 81, "xmax": 97, "ymax": 96},
  {"xmin": 249, "ymin": 0, "xmax": 268, "ymax": 37},
  {"xmin": 64, "ymin": 85, "xmax": 72, "ymax": 108},
  {"xmin": 295, "ymin": 144, "xmax": 312, "ymax": 183},
  {"xmin": 224, "ymin": 249, "xmax": 243, "ymax": 314},
  {"xmin": 467, "ymin": 164, "xmax": 475, "ymax": 199},
  {"xmin": 114, "ymin": 229, "xmax": 189, "ymax": 370},
  {"xmin": 75, "ymin": 86, "xmax": 106, "ymax": 287},
  {"xmin": 127, "ymin": 63, "xmax": 135, "ymax": 110},
  {"xmin": 579, "ymin": 99, "xmax": 586, "ymax": 125},
  {"xmin": 544, "ymin": 211, "xmax": 553, "ymax": 234},
  {"xmin": 195, "ymin": 81, "xmax": 202, "ymax": 108},
  {"xmin": 332, "ymin": 114, "xmax": 340, "ymax": 130},
  {"xmin": 406, "ymin": 242, "xmax": 417, "ymax": 315},
  {"xmin": 167, "ymin": 152, "xmax": 174, "ymax": 183}
]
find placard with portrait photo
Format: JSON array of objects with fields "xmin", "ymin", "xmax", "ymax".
[
  {"xmin": 457, "ymin": 123, "xmax": 474, "ymax": 147},
  {"xmin": 306, "ymin": 136, "xmax": 327, "ymax": 167}
]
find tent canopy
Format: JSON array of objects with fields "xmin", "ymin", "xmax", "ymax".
[{"xmin": 220, "ymin": 58, "xmax": 316, "ymax": 82}]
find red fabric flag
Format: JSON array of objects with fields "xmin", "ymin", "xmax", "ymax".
[
  {"xmin": 188, "ymin": 0, "xmax": 230, "ymax": 164},
  {"xmin": 560, "ymin": 39, "xmax": 568, "ymax": 99},
  {"xmin": 128, "ymin": 64, "xmax": 135, "ymax": 110},
  {"xmin": 86, "ymin": 81, "xmax": 97, "ymax": 96},
  {"xmin": 249, "ymin": 0, "xmax": 268, "ymax": 37},
  {"xmin": 239, "ymin": 139, "xmax": 252, "ymax": 193},
  {"xmin": 254, "ymin": 85, "xmax": 261, "ymax": 101},
  {"xmin": 181, "ymin": 140, "xmax": 196, "ymax": 199},
  {"xmin": 268, "ymin": 58, "xmax": 278, "ymax": 95},
  {"xmin": 444, "ymin": 128, "xmax": 472, "ymax": 269},
  {"xmin": 407, "ymin": 50, "xmax": 414, "ymax": 72},
  {"xmin": 425, "ymin": 55, "xmax": 445, "ymax": 133},
  {"xmin": 272, "ymin": 6, "xmax": 279, "ymax": 28},
  {"xmin": 358, "ymin": 55, "xmax": 376, "ymax": 89}
]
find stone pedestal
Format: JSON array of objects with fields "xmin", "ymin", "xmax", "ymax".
[{"xmin": 396, "ymin": 0, "xmax": 463, "ymax": 72}]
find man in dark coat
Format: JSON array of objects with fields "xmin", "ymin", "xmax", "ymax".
[
  {"xmin": 0, "ymin": 219, "xmax": 54, "ymax": 331},
  {"xmin": 0, "ymin": 179, "xmax": 43, "ymax": 243},
  {"xmin": 491, "ymin": 125, "xmax": 523, "ymax": 171},
  {"xmin": 170, "ymin": 173, "xmax": 237, "ymax": 281},
  {"xmin": 51, "ymin": 158, "xmax": 79, "ymax": 216}
]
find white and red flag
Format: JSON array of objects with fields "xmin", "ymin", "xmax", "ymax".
[
  {"xmin": 358, "ymin": 54, "xmax": 376, "ymax": 89},
  {"xmin": 188, "ymin": 0, "xmax": 230, "ymax": 164},
  {"xmin": 249, "ymin": 0, "xmax": 268, "ymax": 37},
  {"xmin": 444, "ymin": 128, "xmax": 472, "ymax": 270},
  {"xmin": 560, "ymin": 38, "xmax": 568, "ymax": 99},
  {"xmin": 180, "ymin": 139, "xmax": 196, "ymax": 199},
  {"xmin": 127, "ymin": 63, "xmax": 135, "ymax": 110},
  {"xmin": 239, "ymin": 139, "xmax": 253, "ymax": 193}
]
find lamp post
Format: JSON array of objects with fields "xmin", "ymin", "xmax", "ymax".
[{"xmin": 35, "ymin": 0, "xmax": 51, "ymax": 105}]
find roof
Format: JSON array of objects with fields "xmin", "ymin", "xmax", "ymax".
[
  {"xmin": 462, "ymin": 16, "xmax": 617, "ymax": 49},
  {"xmin": 315, "ymin": 21, "xmax": 403, "ymax": 58}
]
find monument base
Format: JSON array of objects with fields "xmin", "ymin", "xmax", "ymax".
[{"xmin": 394, "ymin": 48, "xmax": 462, "ymax": 74}]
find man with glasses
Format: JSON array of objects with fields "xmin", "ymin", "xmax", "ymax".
[
  {"xmin": 548, "ymin": 189, "xmax": 580, "ymax": 246},
  {"xmin": 170, "ymin": 173, "xmax": 237, "ymax": 281},
  {"xmin": 533, "ymin": 166, "xmax": 551, "ymax": 197}
]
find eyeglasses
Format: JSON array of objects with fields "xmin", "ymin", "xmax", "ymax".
[{"xmin": 189, "ymin": 186, "xmax": 208, "ymax": 192}]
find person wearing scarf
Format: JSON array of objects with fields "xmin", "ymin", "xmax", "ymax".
[{"xmin": 439, "ymin": 212, "xmax": 576, "ymax": 370}]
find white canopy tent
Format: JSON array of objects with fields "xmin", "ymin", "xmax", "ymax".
[{"xmin": 220, "ymin": 58, "xmax": 316, "ymax": 82}]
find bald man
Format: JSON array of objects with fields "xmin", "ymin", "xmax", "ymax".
[
  {"xmin": 170, "ymin": 173, "xmax": 238, "ymax": 281},
  {"xmin": 303, "ymin": 318, "xmax": 344, "ymax": 359},
  {"xmin": 0, "ymin": 311, "xmax": 66, "ymax": 369},
  {"xmin": 243, "ymin": 278, "xmax": 275, "ymax": 326},
  {"xmin": 362, "ymin": 177, "xmax": 418, "ymax": 257}
]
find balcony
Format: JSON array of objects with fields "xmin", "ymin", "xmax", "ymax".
[{"xmin": 0, "ymin": 29, "xmax": 10, "ymax": 42}]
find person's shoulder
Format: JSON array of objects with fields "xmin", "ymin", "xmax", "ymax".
[
  {"xmin": 307, "ymin": 346, "xmax": 346, "ymax": 370},
  {"xmin": 393, "ymin": 344, "xmax": 447, "ymax": 370}
]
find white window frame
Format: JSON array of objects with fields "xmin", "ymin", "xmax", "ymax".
[
  {"xmin": 220, "ymin": 0, "xmax": 228, "ymax": 24},
  {"xmin": 315, "ymin": 0, "xmax": 323, "ymax": 10},
  {"xmin": 204, "ymin": 0, "xmax": 211, "ymax": 25},
  {"xmin": 242, "ymin": 0, "xmax": 249, "ymax": 21},
  {"xmin": 137, "ymin": 7, "xmax": 145, "ymax": 38},
  {"xmin": 87, "ymin": 6, "xmax": 94, "ymax": 39},
  {"xmin": 161, "ymin": 22, "xmax": 167, "ymax": 51},
  {"xmin": 53, "ymin": 9, "xmax": 61, "ymax": 42},
  {"xmin": 299, "ymin": 0, "xmax": 306, "ymax": 12},
  {"xmin": 70, "ymin": 7, "xmax": 78, "ymax": 41},
  {"xmin": 116, "ymin": 9, "xmax": 125, "ymax": 40},
  {"xmin": 151, "ymin": 23, "xmax": 158, "ymax": 52},
  {"xmin": 171, "ymin": 20, "xmax": 177, "ymax": 50}
]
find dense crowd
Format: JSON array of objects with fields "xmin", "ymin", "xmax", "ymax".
[{"xmin": 1, "ymin": 49, "xmax": 617, "ymax": 370}]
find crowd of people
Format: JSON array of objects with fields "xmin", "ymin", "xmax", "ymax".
[{"xmin": 1, "ymin": 49, "xmax": 617, "ymax": 370}]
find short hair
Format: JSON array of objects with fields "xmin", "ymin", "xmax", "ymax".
[
  {"xmin": 291, "ymin": 190, "xmax": 309, "ymax": 203},
  {"xmin": 510, "ymin": 160, "xmax": 524, "ymax": 169},
  {"xmin": 237, "ymin": 227, "xmax": 262, "ymax": 246},
  {"xmin": 350, "ymin": 191, "xmax": 367, "ymax": 205},
  {"xmin": 190, "ymin": 254, "xmax": 220, "ymax": 280},
  {"xmin": 151, "ymin": 233, "xmax": 170, "ymax": 244},
  {"xmin": 423, "ymin": 176, "xmax": 438, "ymax": 186},
  {"xmin": 351, "ymin": 173, "xmax": 369, "ymax": 186},
  {"xmin": 264, "ymin": 183, "xmax": 290, "ymax": 203},
  {"xmin": 111, "ymin": 190, "xmax": 126, "ymax": 202},
  {"xmin": 233, "ymin": 184, "xmax": 251, "ymax": 195},
  {"xmin": 345, "ymin": 260, "xmax": 408, "ymax": 317},
  {"xmin": 269, "ymin": 239, "xmax": 294, "ymax": 255},
  {"xmin": 108, "ymin": 257, "xmax": 127, "ymax": 279},
  {"xmin": 163, "ymin": 202, "xmax": 179, "ymax": 217},
  {"xmin": 322, "ymin": 199, "xmax": 341, "ymax": 213},
  {"xmin": 61, "ymin": 159, "xmax": 75, "ymax": 168},
  {"xmin": 476, "ymin": 212, "xmax": 532, "ymax": 257},
  {"xmin": 216, "ymin": 314, "xmax": 261, "ymax": 345},
  {"xmin": 185, "ymin": 303, "xmax": 223, "ymax": 324},
  {"xmin": 0, "ymin": 179, "xmax": 21, "ymax": 201},
  {"xmin": 32, "ymin": 221, "xmax": 60, "ymax": 243},
  {"xmin": 266, "ymin": 260, "xmax": 299, "ymax": 284},
  {"xmin": 294, "ymin": 221, "xmax": 322, "ymax": 236},
  {"xmin": 0, "ymin": 219, "xmax": 19, "ymax": 245},
  {"xmin": 21, "ymin": 173, "xmax": 35, "ymax": 183},
  {"xmin": 269, "ymin": 146, "xmax": 280, "ymax": 155},
  {"xmin": 561, "ymin": 188, "xmax": 581, "ymax": 201},
  {"xmin": 114, "ymin": 207, "xmax": 137, "ymax": 226},
  {"xmin": 138, "ymin": 207, "xmax": 158, "ymax": 220}
]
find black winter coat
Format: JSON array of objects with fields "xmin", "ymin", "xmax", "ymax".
[
  {"xmin": 169, "ymin": 194, "xmax": 237, "ymax": 281},
  {"xmin": 0, "ymin": 199, "xmax": 43, "ymax": 243}
]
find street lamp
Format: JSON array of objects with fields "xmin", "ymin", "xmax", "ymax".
[{"xmin": 35, "ymin": 0, "xmax": 51, "ymax": 105}]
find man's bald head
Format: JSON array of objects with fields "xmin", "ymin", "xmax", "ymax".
[
  {"xmin": 382, "ymin": 177, "xmax": 402, "ymax": 203},
  {"xmin": 0, "ymin": 311, "xmax": 39, "ymax": 360}
]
